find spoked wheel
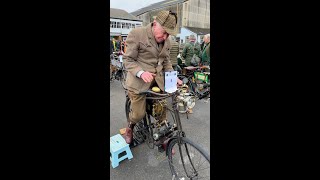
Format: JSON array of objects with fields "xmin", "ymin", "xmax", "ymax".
[
  {"xmin": 125, "ymin": 97, "xmax": 130, "ymax": 122},
  {"xmin": 167, "ymin": 137, "xmax": 210, "ymax": 180},
  {"xmin": 132, "ymin": 121, "xmax": 145, "ymax": 143}
]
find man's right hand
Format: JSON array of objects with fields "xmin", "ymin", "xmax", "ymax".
[{"xmin": 141, "ymin": 72, "xmax": 156, "ymax": 83}]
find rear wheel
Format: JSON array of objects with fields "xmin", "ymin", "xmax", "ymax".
[
  {"xmin": 167, "ymin": 137, "xmax": 210, "ymax": 180},
  {"xmin": 125, "ymin": 97, "xmax": 153, "ymax": 145}
]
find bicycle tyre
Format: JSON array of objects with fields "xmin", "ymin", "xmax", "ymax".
[
  {"xmin": 125, "ymin": 97, "xmax": 130, "ymax": 122},
  {"xmin": 167, "ymin": 137, "xmax": 210, "ymax": 180}
]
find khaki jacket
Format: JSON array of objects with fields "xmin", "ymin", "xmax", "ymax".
[{"xmin": 124, "ymin": 23, "xmax": 174, "ymax": 94}]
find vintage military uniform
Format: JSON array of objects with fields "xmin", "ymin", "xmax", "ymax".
[{"xmin": 182, "ymin": 41, "xmax": 201, "ymax": 66}]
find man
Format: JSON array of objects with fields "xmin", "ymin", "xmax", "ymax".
[
  {"xmin": 181, "ymin": 34, "xmax": 201, "ymax": 66},
  {"xmin": 123, "ymin": 10, "xmax": 182, "ymax": 144},
  {"xmin": 169, "ymin": 35, "xmax": 179, "ymax": 71},
  {"xmin": 201, "ymin": 34, "xmax": 210, "ymax": 66}
]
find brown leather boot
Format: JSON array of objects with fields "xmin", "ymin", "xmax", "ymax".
[{"xmin": 124, "ymin": 122, "xmax": 135, "ymax": 144}]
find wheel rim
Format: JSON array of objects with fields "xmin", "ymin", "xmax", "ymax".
[{"xmin": 168, "ymin": 139, "xmax": 210, "ymax": 180}]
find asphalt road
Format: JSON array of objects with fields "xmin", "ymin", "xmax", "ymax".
[{"xmin": 109, "ymin": 80, "xmax": 210, "ymax": 180}]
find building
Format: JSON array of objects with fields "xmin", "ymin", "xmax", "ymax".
[
  {"xmin": 110, "ymin": 8, "xmax": 143, "ymax": 41},
  {"xmin": 131, "ymin": 0, "xmax": 210, "ymax": 43}
]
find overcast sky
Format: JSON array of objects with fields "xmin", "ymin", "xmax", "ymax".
[{"xmin": 110, "ymin": 0, "xmax": 165, "ymax": 13}]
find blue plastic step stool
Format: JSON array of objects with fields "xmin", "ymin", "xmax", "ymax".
[{"xmin": 110, "ymin": 134, "xmax": 133, "ymax": 168}]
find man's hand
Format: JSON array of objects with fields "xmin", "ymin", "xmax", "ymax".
[
  {"xmin": 141, "ymin": 72, "xmax": 156, "ymax": 83},
  {"xmin": 177, "ymin": 78, "xmax": 183, "ymax": 86}
]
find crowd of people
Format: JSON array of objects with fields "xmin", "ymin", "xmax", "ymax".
[{"xmin": 170, "ymin": 34, "xmax": 211, "ymax": 69}]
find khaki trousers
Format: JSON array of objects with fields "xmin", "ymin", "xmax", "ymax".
[{"xmin": 127, "ymin": 90, "xmax": 146, "ymax": 124}]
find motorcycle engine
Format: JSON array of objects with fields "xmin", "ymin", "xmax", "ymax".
[
  {"xmin": 146, "ymin": 99, "xmax": 167, "ymax": 122},
  {"xmin": 176, "ymin": 84, "xmax": 196, "ymax": 113}
]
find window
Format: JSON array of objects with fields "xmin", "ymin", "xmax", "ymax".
[
  {"xmin": 126, "ymin": 23, "xmax": 130, "ymax": 29},
  {"xmin": 117, "ymin": 22, "xmax": 121, "ymax": 28},
  {"xmin": 136, "ymin": 23, "xmax": 141, "ymax": 27},
  {"xmin": 122, "ymin": 22, "xmax": 125, "ymax": 28},
  {"xmin": 132, "ymin": 24, "xmax": 135, "ymax": 28},
  {"xmin": 110, "ymin": 21, "xmax": 116, "ymax": 28}
]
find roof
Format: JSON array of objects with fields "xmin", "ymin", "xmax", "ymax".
[
  {"xmin": 110, "ymin": 8, "xmax": 141, "ymax": 21},
  {"xmin": 184, "ymin": 26, "xmax": 210, "ymax": 35},
  {"xmin": 131, "ymin": 0, "xmax": 187, "ymax": 16}
]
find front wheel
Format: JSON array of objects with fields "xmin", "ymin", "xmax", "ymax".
[{"xmin": 167, "ymin": 137, "xmax": 210, "ymax": 180}]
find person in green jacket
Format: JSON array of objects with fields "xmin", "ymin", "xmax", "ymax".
[
  {"xmin": 201, "ymin": 34, "xmax": 210, "ymax": 66},
  {"xmin": 181, "ymin": 34, "xmax": 201, "ymax": 66}
]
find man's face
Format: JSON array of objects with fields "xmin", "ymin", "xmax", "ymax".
[
  {"xmin": 153, "ymin": 21, "xmax": 169, "ymax": 43},
  {"xmin": 204, "ymin": 36, "xmax": 209, "ymax": 43}
]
